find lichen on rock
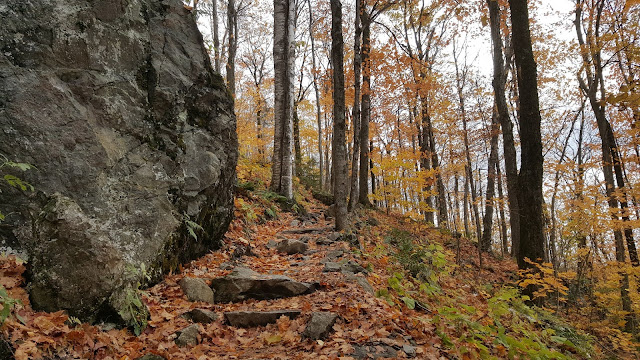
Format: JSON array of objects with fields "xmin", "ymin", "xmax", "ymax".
[{"xmin": 0, "ymin": 0, "xmax": 237, "ymax": 325}]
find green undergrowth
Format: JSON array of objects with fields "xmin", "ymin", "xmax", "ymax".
[{"xmin": 362, "ymin": 224, "xmax": 596, "ymax": 359}]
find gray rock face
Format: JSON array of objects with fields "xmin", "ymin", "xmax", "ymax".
[
  {"xmin": 0, "ymin": 0, "xmax": 237, "ymax": 323},
  {"xmin": 179, "ymin": 278, "xmax": 215, "ymax": 303},
  {"xmin": 211, "ymin": 267, "xmax": 315, "ymax": 302},
  {"xmin": 224, "ymin": 310, "xmax": 301, "ymax": 328},
  {"xmin": 276, "ymin": 239, "xmax": 308, "ymax": 255},
  {"xmin": 175, "ymin": 324, "xmax": 200, "ymax": 347},
  {"xmin": 302, "ymin": 312, "xmax": 338, "ymax": 340}
]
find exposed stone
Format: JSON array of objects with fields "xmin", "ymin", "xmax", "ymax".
[
  {"xmin": 219, "ymin": 262, "xmax": 234, "ymax": 270},
  {"xmin": 224, "ymin": 310, "xmax": 301, "ymax": 328},
  {"xmin": 290, "ymin": 219, "xmax": 301, "ymax": 227},
  {"xmin": 323, "ymin": 262, "xmax": 342, "ymax": 273},
  {"xmin": 179, "ymin": 277, "xmax": 214, "ymax": 303},
  {"xmin": 266, "ymin": 239, "xmax": 278, "ymax": 249},
  {"xmin": 341, "ymin": 261, "xmax": 366, "ymax": 274},
  {"xmin": 403, "ymin": 344, "xmax": 417, "ymax": 358},
  {"xmin": 175, "ymin": 324, "xmax": 200, "ymax": 347},
  {"xmin": 316, "ymin": 237, "xmax": 334, "ymax": 246},
  {"xmin": 182, "ymin": 308, "xmax": 218, "ymax": 324},
  {"xmin": 136, "ymin": 355, "xmax": 166, "ymax": 360},
  {"xmin": 0, "ymin": 0, "xmax": 237, "ymax": 323},
  {"xmin": 352, "ymin": 343, "xmax": 398, "ymax": 359},
  {"xmin": 302, "ymin": 312, "xmax": 338, "ymax": 340},
  {"xmin": 346, "ymin": 273, "xmax": 374, "ymax": 295},
  {"xmin": 276, "ymin": 239, "xmax": 308, "ymax": 255},
  {"xmin": 325, "ymin": 250, "xmax": 344, "ymax": 261},
  {"xmin": 323, "ymin": 261, "xmax": 366, "ymax": 274},
  {"xmin": 340, "ymin": 233, "xmax": 361, "ymax": 249},
  {"xmin": 211, "ymin": 267, "xmax": 315, "ymax": 302},
  {"xmin": 327, "ymin": 232, "xmax": 341, "ymax": 242}
]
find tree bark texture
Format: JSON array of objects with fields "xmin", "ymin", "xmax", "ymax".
[
  {"xmin": 330, "ymin": 0, "xmax": 348, "ymax": 230},
  {"xmin": 488, "ymin": 0, "xmax": 520, "ymax": 257},
  {"xmin": 508, "ymin": 0, "xmax": 546, "ymax": 269},
  {"xmin": 271, "ymin": 0, "xmax": 295, "ymax": 199}
]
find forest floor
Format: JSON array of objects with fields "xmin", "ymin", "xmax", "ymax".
[{"xmin": 0, "ymin": 182, "xmax": 637, "ymax": 359}]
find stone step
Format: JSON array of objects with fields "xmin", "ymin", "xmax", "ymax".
[
  {"xmin": 211, "ymin": 267, "xmax": 316, "ymax": 302},
  {"xmin": 224, "ymin": 310, "xmax": 301, "ymax": 328}
]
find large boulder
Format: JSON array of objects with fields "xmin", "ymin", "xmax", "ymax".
[{"xmin": 0, "ymin": 0, "xmax": 237, "ymax": 323}]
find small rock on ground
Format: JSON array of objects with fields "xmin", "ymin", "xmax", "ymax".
[
  {"xmin": 302, "ymin": 312, "xmax": 338, "ymax": 340},
  {"xmin": 366, "ymin": 217, "xmax": 380, "ymax": 226},
  {"xmin": 316, "ymin": 237, "xmax": 334, "ymax": 246},
  {"xmin": 403, "ymin": 344, "xmax": 417, "ymax": 358},
  {"xmin": 136, "ymin": 355, "xmax": 166, "ymax": 360},
  {"xmin": 179, "ymin": 277, "xmax": 215, "ymax": 303},
  {"xmin": 175, "ymin": 324, "xmax": 199, "ymax": 347},
  {"xmin": 345, "ymin": 273, "xmax": 374, "ymax": 294},
  {"xmin": 323, "ymin": 262, "xmax": 342, "ymax": 272},
  {"xmin": 182, "ymin": 308, "xmax": 218, "ymax": 324},
  {"xmin": 352, "ymin": 343, "xmax": 398, "ymax": 359},
  {"xmin": 323, "ymin": 261, "xmax": 366, "ymax": 274},
  {"xmin": 276, "ymin": 239, "xmax": 308, "ymax": 255},
  {"xmin": 224, "ymin": 310, "xmax": 301, "ymax": 327},
  {"xmin": 266, "ymin": 239, "xmax": 278, "ymax": 249}
]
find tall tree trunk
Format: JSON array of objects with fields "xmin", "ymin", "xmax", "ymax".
[
  {"xmin": 508, "ymin": 0, "xmax": 545, "ymax": 270},
  {"xmin": 427, "ymin": 115, "xmax": 448, "ymax": 227},
  {"xmin": 487, "ymin": 0, "xmax": 520, "ymax": 258},
  {"xmin": 211, "ymin": 0, "xmax": 221, "ymax": 73},
  {"xmin": 481, "ymin": 111, "xmax": 499, "ymax": 252},
  {"xmin": 226, "ymin": 0, "xmax": 237, "ymax": 98},
  {"xmin": 496, "ymin": 161, "xmax": 509, "ymax": 256},
  {"xmin": 453, "ymin": 166, "xmax": 460, "ymax": 234},
  {"xmin": 348, "ymin": 0, "xmax": 362, "ymax": 211},
  {"xmin": 419, "ymin": 99, "xmax": 435, "ymax": 224},
  {"xmin": 359, "ymin": 13, "xmax": 372, "ymax": 205},
  {"xmin": 306, "ymin": 0, "xmax": 324, "ymax": 190},
  {"xmin": 463, "ymin": 172, "xmax": 470, "ymax": 237},
  {"xmin": 293, "ymin": 101, "xmax": 302, "ymax": 175},
  {"xmin": 370, "ymin": 139, "xmax": 376, "ymax": 204},
  {"xmin": 271, "ymin": 0, "xmax": 295, "ymax": 199},
  {"xmin": 330, "ymin": 0, "xmax": 348, "ymax": 231}
]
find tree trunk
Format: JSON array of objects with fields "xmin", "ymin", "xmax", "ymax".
[
  {"xmin": 508, "ymin": 0, "xmax": 545, "ymax": 270},
  {"xmin": 211, "ymin": 0, "xmax": 221, "ymax": 73},
  {"xmin": 271, "ymin": 0, "xmax": 295, "ymax": 199},
  {"xmin": 226, "ymin": 0, "xmax": 237, "ymax": 98},
  {"xmin": 427, "ymin": 115, "xmax": 448, "ymax": 228},
  {"xmin": 496, "ymin": 159, "xmax": 508, "ymax": 256},
  {"xmin": 348, "ymin": 0, "xmax": 362, "ymax": 211},
  {"xmin": 330, "ymin": 0, "xmax": 348, "ymax": 231},
  {"xmin": 463, "ymin": 172, "xmax": 470, "ymax": 237},
  {"xmin": 359, "ymin": 13, "xmax": 372, "ymax": 206},
  {"xmin": 306, "ymin": 0, "xmax": 324, "ymax": 190},
  {"xmin": 481, "ymin": 111, "xmax": 499, "ymax": 252},
  {"xmin": 487, "ymin": 0, "xmax": 520, "ymax": 258},
  {"xmin": 293, "ymin": 101, "xmax": 302, "ymax": 175}
]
